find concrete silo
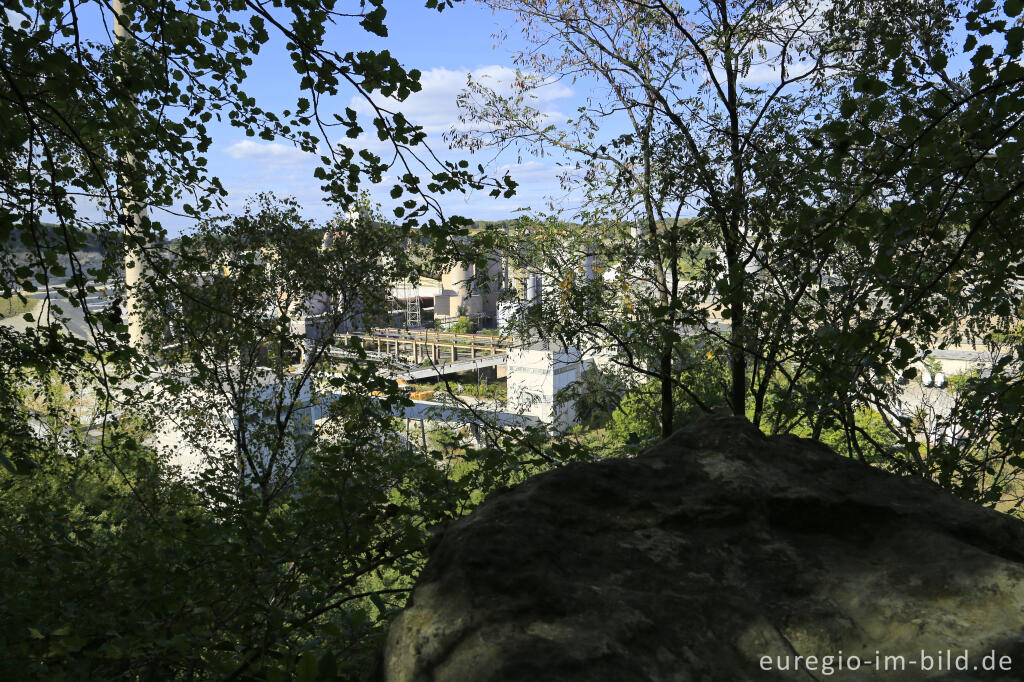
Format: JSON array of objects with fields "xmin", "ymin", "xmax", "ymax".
[{"xmin": 437, "ymin": 261, "xmax": 482, "ymax": 322}]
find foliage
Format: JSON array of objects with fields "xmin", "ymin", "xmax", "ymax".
[
  {"xmin": 564, "ymin": 365, "xmax": 628, "ymax": 430},
  {"xmin": 0, "ymin": 0, "xmax": 531, "ymax": 678},
  {"xmin": 445, "ymin": 315, "xmax": 474, "ymax": 334},
  {"xmin": 607, "ymin": 344, "xmax": 729, "ymax": 453},
  {"xmin": 791, "ymin": 407, "xmax": 899, "ymax": 463},
  {"xmin": 457, "ymin": 0, "xmax": 1024, "ymax": 508},
  {"xmin": 0, "ymin": 390, "xmax": 544, "ymax": 678},
  {"xmin": 410, "ymin": 379, "xmax": 507, "ymax": 401},
  {"xmin": 0, "ymin": 309, "xmax": 562, "ymax": 679},
  {"xmin": 795, "ymin": 0, "xmax": 1024, "ymax": 503},
  {"xmin": 946, "ymin": 368, "xmax": 981, "ymax": 396}
]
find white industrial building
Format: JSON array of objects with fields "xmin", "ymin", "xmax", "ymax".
[
  {"xmin": 152, "ymin": 370, "xmax": 328, "ymax": 480},
  {"xmin": 506, "ymin": 345, "xmax": 590, "ymax": 431},
  {"xmin": 432, "ymin": 258, "xmax": 506, "ymax": 326}
]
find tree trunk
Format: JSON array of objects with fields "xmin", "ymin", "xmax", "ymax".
[
  {"xmin": 660, "ymin": 348, "xmax": 674, "ymax": 438},
  {"xmin": 113, "ymin": 0, "xmax": 149, "ymax": 350},
  {"xmin": 638, "ymin": 82, "xmax": 676, "ymax": 438},
  {"xmin": 724, "ymin": 12, "xmax": 746, "ymax": 418},
  {"xmin": 728, "ymin": 286, "xmax": 746, "ymax": 416}
]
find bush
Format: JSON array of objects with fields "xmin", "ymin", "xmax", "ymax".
[
  {"xmin": 607, "ymin": 351, "xmax": 728, "ymax": 452},
  {"xmin": 446, "ymin": 316, "xmax": 474, "ymax": 334}
]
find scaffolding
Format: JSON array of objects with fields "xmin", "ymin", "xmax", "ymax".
[
  {"xmin": 406, "ymin": 295, "xmax": 421, "ymax": 328},
  {"xmin": 400, "ymin": 280, "xmax": 421, "ymax": 328}
]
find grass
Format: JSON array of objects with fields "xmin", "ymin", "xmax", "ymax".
[{"xmin": 0, "ymin": 295, "xmax": 39, "ymax": 320}]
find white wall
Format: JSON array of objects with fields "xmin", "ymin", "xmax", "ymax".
[
  {"xmin": 506, "ymin": 346, "xmax": 582, "ymax": 431},
  {"xmin": 154, "ymin": 372, "xmax": 320, "ymax": 480}
]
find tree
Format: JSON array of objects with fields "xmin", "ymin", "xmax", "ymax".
[
  {"xmin": 459, "ymin": 0, "xmax": 1024, "ymax": 507},
  {"xmin": 455, "ymin": 3, "xmax": 721, "ymax": 437},
  {"xmin": 606, "ymin": 341, "xmax": 729, "ymax": 452},
  {"xmin": 0, "ymin": 1, "xmax": 528, "ymax": 677},
  {"xmin": 780, "ymin": 0, "xmax": 1024, "ymax": 503},
  {"xmin": 140, "ymin": 193, "xmax": 406, "ymax": 499},
  {"xmin": 446, "ymin": 315, "xmax": 475, "ymax": 333},
  {"xmin": 455, "ymin": 0, "xmax": 874, "ymax": 433}
]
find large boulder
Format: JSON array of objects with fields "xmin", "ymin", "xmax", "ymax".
[{"xmin": 376, "ymin": 414, "xmax": 1024, "ymax": 680}]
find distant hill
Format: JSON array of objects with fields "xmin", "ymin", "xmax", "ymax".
[
  {"xmin": 4, "ymin": 222, "xmax": 118, "ymax": 281},
  {"xmin": 5, "ymin": 222, "xmax": 116, "ymax": 253}
]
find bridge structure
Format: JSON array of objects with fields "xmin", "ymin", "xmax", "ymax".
[
  {"xmin": 396, "ymin": 354, "xmax": 508, "ymax": 382},
  {"xmin": 330, "ymin": 327, "xmax": 547, "ymax": 438},
  {"xmin": 334, "ymin": 327, "xmax": 515, "ymax": 367}
]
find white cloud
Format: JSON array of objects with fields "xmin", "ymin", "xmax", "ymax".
[
  {"xmin": 739, "ymin": 59, "xmax": 817, "ymax": 86},
  {"xmin": 223, "ymin": 140, "xmax": 313, "ymax": 164},
  {"xmin": 455, "ymin": 65, "xmax": 574, "ymax": 105},
  {"xmin": 3, "ymin": 8, "xmax": 29, "ymax": 28},
  {"xmin": 336, "ymin": 65, "xmax": 578, "ymax": 210},
  {"xmin": 1, "ymin": 7, "xmax": 34, "ymax": 42},
  {"xmin": 435, "ymin": 159, "xmax": 587, "ymax": 220},
  {"xmin": 214, "ymin": 69, "xmax": 580, "ymax": 224},
  {"xmin": 496, "ymin": 160, "xmax": 579, "ymax": 185},
  {"xmin": 349, "ymin": 65, "xmax": 573, "ymax": 138}
]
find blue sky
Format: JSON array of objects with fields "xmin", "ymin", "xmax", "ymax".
[
  {"xmin": 10, "ymin": 1, "xmax": 985, "ymax": 234},
  {"xmin": 0, "ymin": 1, "xmax": 585, "ymax": 232},
  {"xmin": 194, "ymin": 2, "xmax": 582, "ymax": 231},
  {"xmin": 222, "ymin": 1, "xmax": 976, "ymax": 234}
]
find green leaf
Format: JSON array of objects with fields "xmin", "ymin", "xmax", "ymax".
[
  {"xmin": 0, "ymin": 451, "xmax": 18, "ymax": 474},
  {"xmin": 928, "ymin": 53, "xmax": 948, "ymax": 71},
  {"xmin": 318, "ymin": 651, "xmax": 338, "ymax": 679},
  {"xmin": 295, "ymin": 652, "xmax": 319, "ymax": 682},
  {"xmin": 883, "ymin": 37, "xmax": 903, "ymax": 58},
  {"xmin": 894, "ymin": 337, "xmax": 915, "ymax": 362},
  {"xmin": 360, "ymin": 7, "xmax": 389, "ymax": 38}
]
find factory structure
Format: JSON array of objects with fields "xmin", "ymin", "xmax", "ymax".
[
  {"xmin": 108, "ymin": 208, "xmax": 1023, "ymax": 478},
  {"xmin": 505, "ymin": 345, "xmax": 592, "ymax": 431},
  {"xmin": 155, "ymin": 224, "xmax": 597, "ymax": 479},
  {"xmin": 377, "ymin": 255, "xmax": 588, "ymax": 431},
  {"xmin": 384, "ymin": 256, "xmax": 547, "ymax": 333},
  {"xmin": 297, "ymin": 226, "xmax": 604, "ymax": 434}
]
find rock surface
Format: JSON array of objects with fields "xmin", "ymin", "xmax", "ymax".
[{"xmin": 376, "ymin": 415, "xmax": 1024, "ymax": 681}]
